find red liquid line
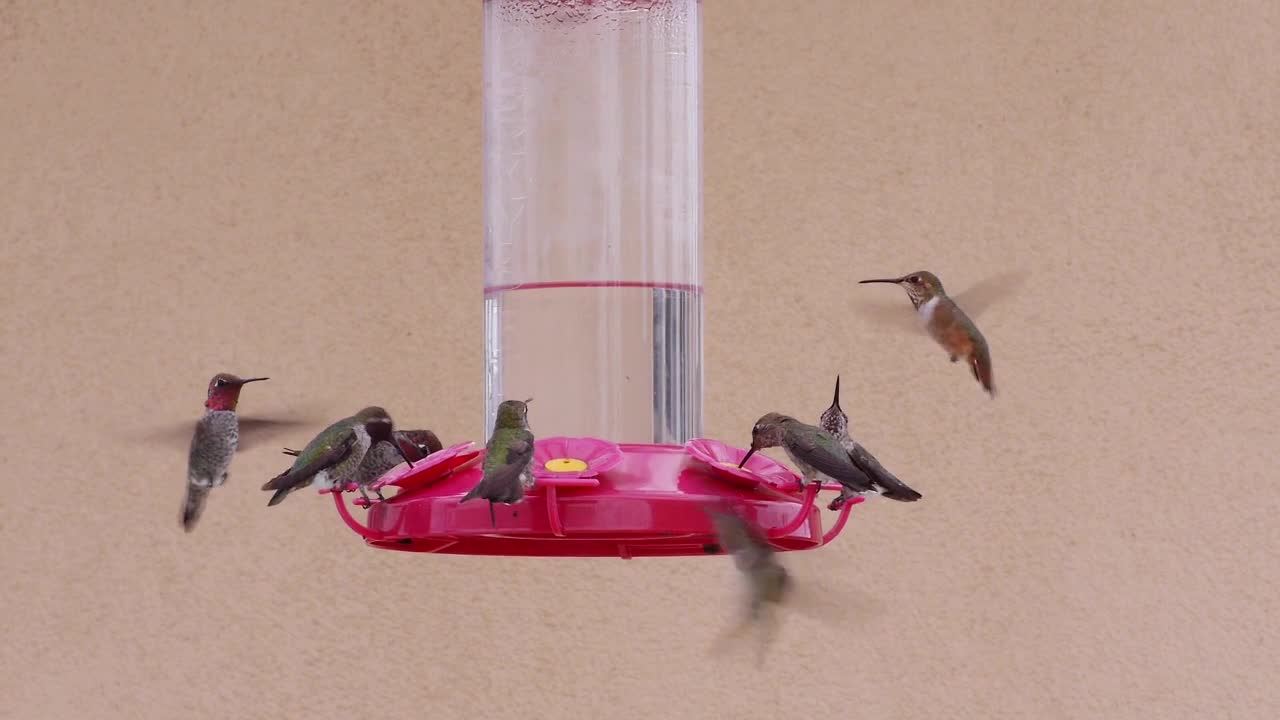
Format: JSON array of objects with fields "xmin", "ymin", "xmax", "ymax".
[{"xmin": 484, "ymin": 280, "xmax": 704, "ymax": 296}]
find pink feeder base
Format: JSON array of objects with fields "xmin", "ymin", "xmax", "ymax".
[{"xmin": 332, "ymin": 440, "xmax": 866, "ymax": 559}]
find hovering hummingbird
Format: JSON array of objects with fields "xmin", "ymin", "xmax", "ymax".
[
  {"xmin": 260, "ymin": 406, "xmax": 414, "ymax": 507},
  {"xmin": 859, "ymin": 270, "xmax": 996, "ymax": 397},
  {"xmin": 282, "ymin": 429, "xmax": 442, "ymax": 506},
  {"xmin": 817, "ymin": 375, "xmax": 922, "ymax": 506},
  {"xmin": 739, "ymin": 412, "xmax": 905, "ymax": 511},
  {"xmin": 704, "ymin": 502, "xmax": 791, "ymax": 666},
  {"xmin": 458, "ymin": 398, "xmax": 535, "ymax": 527},
  {"xmin": 182, "ymin": 373, "xmax": 269, "ymax": 532}
]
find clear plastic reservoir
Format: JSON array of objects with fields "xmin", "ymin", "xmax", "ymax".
[{"xmin": 482, "ymin": 0, "xmax": 703, "ymax": 444}]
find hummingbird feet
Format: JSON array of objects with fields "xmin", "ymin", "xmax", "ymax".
[{"xmin": 354, "ymin": 487, "xmax": 392, "ymax": 509}]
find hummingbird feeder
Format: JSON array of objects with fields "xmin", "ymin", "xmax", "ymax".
[{"xmin": 332, "ymin": 0, "xmax": 867, "ymax": 558}]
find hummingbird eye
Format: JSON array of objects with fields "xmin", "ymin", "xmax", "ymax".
[
  {"xmin": 214, "ymin": 379, "xmax": 226, "ymax": 387},
  {"xmin": 907, "ymin": 276, "xmax": 920, "ymax": 284}
]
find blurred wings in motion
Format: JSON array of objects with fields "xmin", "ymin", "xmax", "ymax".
[
  {"xmin": 129, "ymin": 414, "xmax": 329, "ymax": 454},
  {"xmin": 704, "ymin": 503, "xmax": 789, "ymax": 667}
]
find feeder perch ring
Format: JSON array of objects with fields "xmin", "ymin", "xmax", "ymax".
[{"xmin": 331, "ymin": 438, "xmax": 866, "ymax": 559}]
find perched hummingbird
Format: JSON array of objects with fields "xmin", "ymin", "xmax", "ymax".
[
  {"xmin": 260, "ymin": 406, "xmax": 414, "ymax": 507},
  {"xmin": 818, "ymin": 375, "xmax": 922, "ymax": 505},
  {"xmin": 704, "ymin": 502, "xmax": 791, "ymax": 666},
  {"xmin": 282, "ymin": 429, "xmax": 442, "ymax": 505},
  {"xmin": 458, "ymin": 398, "xmax": 535, "ymax": 527},
  {"xmin": 859, "ymin": 270, "xmax": 995, "ymax": 397},
  {"xmin": 739, "ymin": 412, "xmax": 910, "ymax": 511},
  {"xmin": 183, "ymin": 373, "xmax": 269, "ymax": 532}
]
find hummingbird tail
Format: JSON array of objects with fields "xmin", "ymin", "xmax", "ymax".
[
  {"xmin": 266, "ymin": 487, "xmax": 292, "ymax": 507},
  {"xmin": 878, "ymin": 483, "xmax": 923, "ymax": 502},
  {"xmin": 458, "ymin": 477, "xmax": 524, "ymax": 506},
  {"xmin": 261, "ymin": 471, "xmax": 288, "ymax": 492},
  {"xmin": 970, "ymin": 347, "xmax": 995, "ymax": 397},
  {"xmin": 458, "ymin": 483, "xmax": 483, "ymax": 505},
  {"xmin": 459, "ymin": 478, "xmax": 523, "ymax": 529},
  {"xmin": 181, "ymin": 482, "xmax": 210, "ymax": 532},
  {"xmin": 261, "ymin": 467, "xmax": 311, "ymax": 502}
]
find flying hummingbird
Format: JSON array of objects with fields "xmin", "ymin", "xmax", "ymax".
[
  {"xmin": 704, "ymin": 502, "xmax": 791, "ymax": 666},
  {"xmin": 738, "ymin": 412, "xmax": 896, "ymax": 511},
  {"xmin": 818, "ymin": 375, "xmax": 922, "ymax": 506},
  {"xmin": 260, "ymin": 406, "xmax": 414, "ymax": 507},
  {"xmin": 282, "ymin": 429, "xmax": 442, "ymax": 506},
  {"xmin": 859, "ymin": 270, "xmax": 995, "ymax": 397},
  {"xmin": 458, "ymin": 398, "xmax": 535, "ymax": 527},
  {"xmin": 182, "ymin": 373, "xmax": 269, "ymax": 532}
]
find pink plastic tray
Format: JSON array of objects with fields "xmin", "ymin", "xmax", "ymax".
[{"xmin": 332, "ymin": 438, "xmax": 865, "ymax": 559}]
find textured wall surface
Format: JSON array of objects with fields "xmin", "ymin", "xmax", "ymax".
[{"xmin": 2, "ymin": 2, "xmax": 1278, "ymax": 719}]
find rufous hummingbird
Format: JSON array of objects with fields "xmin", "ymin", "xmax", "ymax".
[
  {"xmin": 183, "ymin": 373, "xmax": 269, "ymax": 532},
  {"xmin": 458, "ymin": 398, "xmax": 535, "ymax": 527},
  {"xmin": 260, "ymin": 406, "xmax": 414, "ymax": 507},
  {"xmin": 859, "ymin": 270, "xmax": 996, "ymax": 397}
]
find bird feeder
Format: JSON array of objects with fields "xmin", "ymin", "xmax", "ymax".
[{"xmin": 333, "ymin": 0, "xmax": 866, "ymax": 557}]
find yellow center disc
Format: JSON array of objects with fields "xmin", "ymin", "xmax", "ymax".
[
  {"xmin": 721, "ymin": 461, "xmax": 747, "ymax": 469},
  {"xmin": 544, "ymin": 457, "xmax": 589, "ymax": 472}
]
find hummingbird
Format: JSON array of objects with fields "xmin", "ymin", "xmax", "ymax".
[
  {"xmin": 260, "ymin": 406, "xmax": 414, "ymax": 507},
  {"xmin": 739, "ymin": 412, "xmax": 904, "ymax": 511},
  {"xmin": 282, "ymin": 429, "xmax": 442, "ymax": 506},
  {"xmin": 182, "ymin": 373, "xmax": 269, "ymax": 532},
  {"xmin": 859, "ymin": 270, "xmax": 996, "ymax": 397},
  {"xmin": 458, "ymin": 398, "xmax": 535, "ymax": 527},
  {"xmin": 704, "ymin": 502, "xmax": 791, "ymax": 666},
  {"xmin": 817, "ymin": 375, "xmax": 922, "ymax": 506}
]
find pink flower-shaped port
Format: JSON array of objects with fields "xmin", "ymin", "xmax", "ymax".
[
  {"xmin": 532, "ymin": 436, "xmax": 624, "ymax": 479},
  {"xmin": 368, "ymin": 441, "xmax": 482, "ymax": 494},
  {"xmin": 683, "ymin": 437, "xmax": 802, "ymax": 490}
]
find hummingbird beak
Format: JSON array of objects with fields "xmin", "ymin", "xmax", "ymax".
[
  {"xmin": 738, "ymin": 447, "xmax": 758, "ymax": 469},
  {"xmin": 235, "ymin": 377, "xmax": 269, "ymax": 385},
  {"xmin": 857, "ymin": 277, "xmax": 904, "ymax": 285},
  {"xmin": 832, "ymin": 375, "xmax": 841, "ymax": 409}
]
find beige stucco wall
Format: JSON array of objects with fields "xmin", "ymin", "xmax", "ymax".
[{"xmin": 2, "ymin": 2, "xmax": 1277, "ymax": 718}]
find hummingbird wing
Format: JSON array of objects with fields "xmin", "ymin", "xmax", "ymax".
[
  {"xmin": 135, "ymin": 415, "xmax": 323, "ymax": 453},
  {"xmin": 853, "ymin": 298, "xmax": 922, "ymax": 334},
  {"xmin": 845, "ymin": 442, "xmax": 896, "ymax": 483},
  {"xmin": 787, "ymin": 428, "xmax": 876, "ymax": 491},
  {"xmin": 950, "ymin": 269, "xmax": 1028, "ymax": 320},
  {"xmin": 846, "ymin": 441, "xmax": 922, "ymax": 501},
  {"xmin": 260, "ymin": 431, "xmax": 359, "ymax": 491},
  {"xmin": 484, "ymin": 434, "xmax": 535, "ymax": 486},
  {"xmin": 234, "ymin": 417, "xmax": 327, "ymax": 453},
  {"xmin": 706, "ymin": 508, "xmax": 775, "ymax": 574}
]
